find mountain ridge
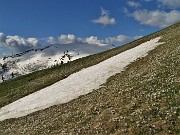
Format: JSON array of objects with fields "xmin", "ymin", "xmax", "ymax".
[{"xmin": 0, "ymin": 43, "xmax": 114, "ymax": 82}]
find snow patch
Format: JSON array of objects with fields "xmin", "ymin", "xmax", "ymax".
[{"xmin": 0, "ymin": 37, "xmax": 164, "ymax": 121}]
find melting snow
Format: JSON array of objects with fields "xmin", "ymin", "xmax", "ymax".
[{"xmin": 0, "ymin": 37, "xmax": 164, "ymax": 121}]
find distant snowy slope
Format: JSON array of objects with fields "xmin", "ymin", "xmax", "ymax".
[{"xmin": 0, "ymin": 43, "xmax": 114, "ymax": 82}]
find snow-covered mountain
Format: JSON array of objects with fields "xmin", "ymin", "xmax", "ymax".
[{"xmin": 0, "ymin": 43, "xmax": 114, "ymax": 82}]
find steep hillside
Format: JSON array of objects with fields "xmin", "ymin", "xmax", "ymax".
[{"xmin": 0, "ymin": 23, "xmax": 180, "ymax": 134}]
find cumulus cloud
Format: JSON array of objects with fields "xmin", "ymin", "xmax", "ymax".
[
  {"xmin": 130, "ymin": 9, "xmax": 180, "ymax": 27},
  {"xmin": 84, "ymin": 36, "xmax": 104, "ymax": 45},
  {"xmin": 106, "ymin": 35, "xmax": 142, "ymax": 44},
  {"xmin": 158, "ymin": 0, "xmax": 180, "ymax": 9},
  {"xmin": 127, "ymin": 1, "xmax": 141, "ymax": 8},
  {"xmin": 27, "ymin": 38, "xmax": 39, "ymax": 46},
  {"xmin": 92, "ymin": 7, "xmax": 116, "ymax": 26},
  {"xmin": 6, "ymin": 36, "xmax": 27, "ymax": 47},
  {"xmin": 0, "ymin": 33, "xmax": 40, "ymax": 52},
  {"xmin": 0, "ymin": 32, "xmax": 142, "ymax": 53},
  {"xmin": 58, "ymin": 34, "xmax": 104, "ymax": 45},
  {"xmin": 58, "ymin": 34, "xmax": 83, "ymax": 44},
  {"xmin": 47, "ymin": 36, "xmax": 57, "ymax": 44},
  {"xmin": 106, "ymin": 35, "xmax": 130, "ymax": 43},
  {"xmin": 55, "ymin": 34, "xmax": 142, "ymax": 45}
]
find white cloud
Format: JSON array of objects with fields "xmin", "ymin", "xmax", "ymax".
[
  {"xmin": 56, "ymin": 34, "xmax": 142, "ymax": 45},
  {"xmin": 0, "ymin": 33, "xmax": 143, "ymax": 52},
  {"xmin": 5, "ymin": 36, "xmax": 40, "ymax": 51},
  {"xmin": 57, "ymin": 34, "xmax": 140, "ymax": 45},
  {"xmin": 130, "ymin": 9, "xmax": 180, "ymax": 27},
  {"xmin": 58, "ymin": 34, "xmax": 104, "ymax": 45},
  {"xmin": 106, "ymin": 35, "xmax": 130, "ymax": 43},
  {"xmin": 84, "ymin": 36, "xmax": 104, "ymax": 45},
  {"xmin": 6, "ymin": 36, "xmax": 27, "ymax": 47},
  {"xmin": 106, "ymin": 35, "xmax": 142, "ymax": 44},
  {"xmin": 47, "ymin": 36, "xmax": 57, "ymax": 44},
  {"xmin": 92, "ymin": 16, "xmax": 116, "ymax": 26},
  {"xmin": 100, "ymin": 7, "xmax": 110, "ymax": 16},
  {"xmin": 0, "ymin": 33, "xmax": 40, "ymax": 51},
  {"xmin": 0, "ymin": 33, "xmax": 6, "ymax": 43},
  {"xmin": 127, "ymin": 1, "xmax": 141, "ymax": 8},
  {"xmin": 92, "ymin": 7, "xmax": 116, "ymax": 26},
  {"xmin": 158, "ymin": 0, "xmax": 180, "ymax": 9},
  {"xmin": 58, "ymin": 34, "xmax": 82, "ymax": 44},
  {"xmin": 27, "ymin": 38, "xmax": 39, "ymax": 46}
]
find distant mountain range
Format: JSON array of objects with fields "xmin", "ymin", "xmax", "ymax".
[{"xmin": 0, "ymin": 43, "xmax": 114, "ymax": 82}]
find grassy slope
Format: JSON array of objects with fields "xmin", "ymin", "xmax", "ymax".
[
  {"xmin": 0, "ymin": 24, "xmax": 173, "ymax": 108},
  {"xmin": 0, "ymin": 23, "xmax": 180, "ymax": 134}
]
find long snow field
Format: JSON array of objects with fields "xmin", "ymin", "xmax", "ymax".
[{"xmin": 0, "ymin": 37, "xmax": 164, "ymax": 121}]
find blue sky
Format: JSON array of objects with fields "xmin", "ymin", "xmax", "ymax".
[{"xmin": 0, "ymin": 0, "xmax": 180, "ymax": 58}]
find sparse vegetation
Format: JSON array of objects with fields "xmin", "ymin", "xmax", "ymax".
[{"xmin": 0, "ymin": 23, "xmax": 180, "ymax": 135}]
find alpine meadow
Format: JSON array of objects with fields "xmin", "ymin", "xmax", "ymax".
[{"xmin": 0, "ymin": 22, "xmax": 180, "ymax": 135}]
